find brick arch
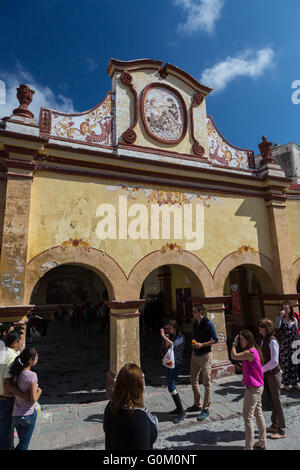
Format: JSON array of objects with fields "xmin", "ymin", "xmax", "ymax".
[
  {"xmin": 213, "ymin": 250, "xmax": 276, "ymax": 295},
  {"xmin": 127, "ymin": 249, "xmax": 214, "ymax": 299},
  {"xmin": 25, "ymin": 245, "xmax": 128, "ymax": 303}
]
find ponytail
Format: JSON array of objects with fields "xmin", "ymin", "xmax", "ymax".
[{"xmin": 9, "ymin": 347, "xmax": 37, "ymax": 386}]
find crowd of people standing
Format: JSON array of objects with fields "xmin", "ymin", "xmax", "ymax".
[
  {"xmin": 104, "ymin": 302, "xmax": 300, "ymax": 451},
  {"xmin": 1, "ymin": 300, "xmax": 300, "ymax": 451}
]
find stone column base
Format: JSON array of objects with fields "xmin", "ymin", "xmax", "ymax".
[{"xmin": 211, "ymin": 361, "xmax": 235, "ymax": 380}]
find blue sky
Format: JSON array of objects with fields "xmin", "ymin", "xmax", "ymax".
[{"xmin": 1, "ymin": 0, "xmax": 300, "ymax": 153}]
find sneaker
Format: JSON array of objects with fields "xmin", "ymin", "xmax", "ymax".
[
  {"xmin": 186, "ymin": 405, "xmax": 202, "ymax": 412},
  {"xmin": 197, "ymin": 410, "xmax": 209, "ymax": 421},
  {"xmin": 173, "ymin": 412, "xmax": 186, "ymax": 424}
]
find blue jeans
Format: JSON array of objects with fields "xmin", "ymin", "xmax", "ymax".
[
  {"xmin": 0, "ymin": 398, "xmax": 14, "ymax": 450},
  {"xmin": 12, "ymin": 409, "xmax": 37, "ymax": 450},
  {"xmin": 166, "ymin": 364, "xmax": 182, "ymax": 393}
]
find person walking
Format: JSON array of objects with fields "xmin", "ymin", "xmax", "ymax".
[
  {"xmin": 103, "ymin": 363, "xmax": 158, "ymax": 450},
  {"xmin": 160, "ymin": 320, "xmax": 186, "ymax": 424},
  {"xmin": 0, "ymin": 331, "xmax": 25, "ymax": 450},
  {"xmin": 9, "ymin": 347, "xmax": 42, "ymax": 450},
  {"xmin": 258, "ymin": 318, "xmax": 286, "ymax": 439},
  {"xmin": 187, "ymin": 304, "xmax": 218, "ymax": 421},
  {"xmin": 275, "ymin": 302, "xmax": 300, "ymax": 392},
  {"xmin": 231, "ymin": 330, "xmax": 267, "ymax": 450}
]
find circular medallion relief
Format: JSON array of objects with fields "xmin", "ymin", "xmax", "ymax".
[{"xmin": 140, "ymin": 83, "xmax": 187, "ymax": 144}]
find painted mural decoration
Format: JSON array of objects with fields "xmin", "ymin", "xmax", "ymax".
[
  {"xmin": 160, "ymin": 243, "xmax": 183, "ymax": 254},
  {"xmin": 207, "ymin": 116, "xmax": 253, "ymax": 169},
  {"xmin": 106, "ymin": 184, "xmax": 219, "ymax": 207},
  {"xmin": 143, "ymin": 86, "xmax": 185, "ymax": 142},
  {"xmin": 40, "ymin": 93, "xmax": 113, "ymax": 146}
]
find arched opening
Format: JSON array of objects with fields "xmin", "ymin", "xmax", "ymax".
[
  {"xmin": 139, "ymin": 263, "xmax": 204, "ymax": 385},
  {"xmin": 223, "ymin": 263, "xmax": 276, "ymax": 344},
  {"xmin": 28, "ymin": 263, "xmax": 111, "ymax": 406}
]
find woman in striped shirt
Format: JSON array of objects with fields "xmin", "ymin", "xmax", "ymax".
[{"xmin": 160, "ymin": 320, "xmax": 185, "ymax": 424}]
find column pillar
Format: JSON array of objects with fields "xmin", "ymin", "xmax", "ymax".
[
  {"xmin": 258, "ymin": 136, "xmax": 295, "ymax": 294},
  {"xmin": 0, "ymin": 148, "xmax": 37, "ymax": 305},
  {"xmin": 104, "ymin": 299, "xmax": 146, "ymax": 396},
  {"xmin": 192, "ymin": 296, "xmax": 235, "ymax": 379}
]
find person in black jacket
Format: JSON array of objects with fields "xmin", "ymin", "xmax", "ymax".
[
  {"xmin": 187, "ymin": 304, "xmax": 218, "ymax": 421},
  {"xmin": 103, "ymin": 363, "xmax": 158, "ymax": 450}
]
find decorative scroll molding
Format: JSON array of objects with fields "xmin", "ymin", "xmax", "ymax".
[
  {"xmin": 40, "ymin": 108, "xmax": 51, "ymax": 134},
  {"xmin": 120, "ymin": 72, "xmax": 138, "ymax": 144},
  {"xmin": 190, "ymin": 92, "xmax": 205, "ymax": 157}
]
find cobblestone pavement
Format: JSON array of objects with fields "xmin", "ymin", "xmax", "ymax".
[
  {"xmin": 70, "ymin": 404, "xmax": 300, "ymax": 450},
  {"xmin": 34, "ymin": 319, "xmax": 192, "ymax": 407}
]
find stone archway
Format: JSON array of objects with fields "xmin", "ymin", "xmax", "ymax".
[
  {"xmin": 127, "ymin": 249, "xmax": 214, "ymax": 299},
  {"xmin": 25, "ymin": 245, "xmax": 128, "ymax": 303},
  {"xmin": 213, "ymin": 250, "xmax": 275, "ymax": 296}
]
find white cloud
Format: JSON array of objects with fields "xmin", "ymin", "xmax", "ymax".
[
  {"xmin": 86, "ymin": 58, "xmax": 98, "ymax": 72},
  {"xmin": 200, "ymin": 48, "xmax": 275, "ymax": 92},
  {"xmin": 0, "ymin": 63, "xmax": 75, "ymax": 121},
  {"xmin": 173, "ymin": 0, "xmax": 225, "ymax": 34}
]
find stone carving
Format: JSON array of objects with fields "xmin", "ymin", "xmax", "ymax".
[
  {"xmin": 13, "ymin": 84, "xmax": 35, "ymax": 119},
  {"xmin": 120, "ymin": 72, "xmax": 138, "ymax": 145},
  {"xmin": 258, "ymin": 136, "xmax": 276, "ymax": 165},
  {"xmin": 190, "ymin": 92, "xmax": 205, "ymax": 157}
]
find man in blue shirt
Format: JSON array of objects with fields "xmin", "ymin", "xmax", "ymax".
[{"xmin": 187, "ymin": 304, "xmax": 218, "ymax": 421}]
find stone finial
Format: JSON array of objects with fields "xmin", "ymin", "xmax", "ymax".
[
  {"xmin": 12, "ymin": 84, "xmax": 35, "ymax": 119},
  {"xmin": 258, "ymin": 136, "xmax": 276, "ymax": 165}
]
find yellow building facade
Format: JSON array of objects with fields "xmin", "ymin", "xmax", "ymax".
[{"xmin": 0, "ymin": 59, "xmax": 299, "ymax": 392}]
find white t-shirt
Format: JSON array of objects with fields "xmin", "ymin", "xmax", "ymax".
[{"xmin": 0, "ymin": 347, "xmax": 18, "ymax": 396}]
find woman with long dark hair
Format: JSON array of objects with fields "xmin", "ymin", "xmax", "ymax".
[
  {"xmin": 103, "ymin": 363, "xmax": 157, "ymax": 450},
  {"xmin": 160, "ymin": 319, "xmax": 186, "ymax": 424},
  {"xmin": 259, "ymin": 318, "xmax": 286, "ymax": 439},
  {"xmin": 9, "ymin": 347, "xmax": 42, "ymax": 450},
  {"xmin": 275, "ymin": 302, "xmax": 300, "ymax": 392},
  {"xmin": 231, "ymin": 330, "xmax": 266, "ymax": 450}
]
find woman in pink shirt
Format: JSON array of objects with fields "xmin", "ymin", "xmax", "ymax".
[
  {"xmin": 231, "ymin": 330, "xmax": 266, "ymax": 450},
  {"xmin": 8, "ymin": 347, "xmax": 42, "ymax": 450}
]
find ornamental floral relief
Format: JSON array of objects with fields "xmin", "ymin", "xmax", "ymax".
[{"xmin": 51, "ymin": 93, "xmax": 113, "ymax": 146}]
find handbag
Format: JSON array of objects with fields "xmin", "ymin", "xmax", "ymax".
[{"xmin": 162, "ymin": 344, "xmax": 175, "ymax": 369}]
